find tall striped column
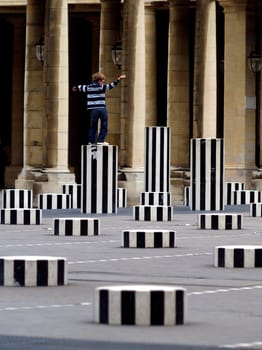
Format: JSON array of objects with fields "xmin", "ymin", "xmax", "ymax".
[
  {"xmin": 190, "ymin": 138, "xmax": 224, "ymax": 211},
  {"xmin": 81, "ymin": 144, "xmax": 118, "ymax": 213},
  {"xmin": 145, "ymin": 127, "xmax": 170, "ymax": 192}
]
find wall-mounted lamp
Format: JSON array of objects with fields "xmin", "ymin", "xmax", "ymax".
[
  {"xmin": 248, "ymin": 50, "xmax": 261, "ymax": 73},
  {"xmin": 112, "ymin": 41, "xmax": 122, "ymax": 69},
  {"xmin": 35, "ymin": 37, "xmax": 45, "ymax": 63}
]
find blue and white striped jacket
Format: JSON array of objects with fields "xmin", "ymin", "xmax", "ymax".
[{"xmin": 77, "ymin": 80, "xmax": 120, "ymax": 110}]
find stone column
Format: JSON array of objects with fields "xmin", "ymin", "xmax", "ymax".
[
  {"xmin": 167, "ymin": 0, "xmax": 190, "ymax": 167},
  {"xmin": 15, "ymin": 0, "xmax": 45, "ymax": 190},
  {"xmin": 45, "ymin": 0, "xmax": 68, "ymax": 169},
  {"xmin": 122, "ymin": 0, "xmax": 146, "ymax": 168},
  {"xmin": 118, "ymin": 0, "xmax": 146, "ymax": 204},
  {"xmin": 219, "ymin": 0, "xmax": 255, "ymax": 183},
  {"xmin": 258, "ymin": 10, "xmax": 262, "ymax": 167},
  {"xmin": 16, "ymin": 0, "xmax": 75, "ymax": 197},
  {"xmin": 99, "ymin": 0, "xmax": 122, "ymax": 146},
  {"xmin": 193, "ymin": 0, "xmax": 217, "ymax": 138},
  {"xmin": 5, "ymin": 17, "xmax": 25, "ymax": 187},
  {"xmin": 145, "ymin": 5, "xmax": 157, "ymax": 126}
]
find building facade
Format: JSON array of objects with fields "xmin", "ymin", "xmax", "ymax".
[{"xmin": 0, "ymin": 0, "xmax": 261, "ymax": 204}]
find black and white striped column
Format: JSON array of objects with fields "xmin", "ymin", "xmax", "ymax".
[
  {"xmin": 198, "ymin": 213, "xmax": 243, "ymax": 230},
  {"xmin": 95, "ymin": 285, "xmax": 186, "ymax": 325},
  {"xmin": 0, "ymin": 209, "xmax": 42, "ymax": 225},
  {"xmin": 38, "ymin": 193, "xmax": 71, "ymax": 209},
  {"xmin": 190, "ymin": 138, "xmax": 224, "ymax": 211},
  {"xmin": 62, "ymin": 184, "xmax": 81, "ymax": 209},
  {"xmin": 145, "ymin": 127, "xmax": 170, "ymax": 192},
  {"xmin": 0, "ymin": 256, "xmax": 67, "ymax": 286},
  {"xmin": 184, "ymin": 186, "xmax": 190, "ymax": 206},
  {"xmin": 117, "ymin": 188, "xmax": 127, "ymax": 208},
  {"xmin": 2, "ymin": 189, "xmax": 33, "ymax": 209},
  {"xmin": 224, "ymin": 182, "xmax": 245, "ymax": 205},
  {"xmin": 133, "ymin": 205, "xmax": 173, "ymax": 221},
  {"xmin": 121, "ymin": 229, "xmax": 176, "ymax": 248},
  {"xmin": 214, "ymin": 246, "xmax": 262, "ymax": 268},
  {"xmin": 140, "ymin": 192, "xmax": 171, "ymax": 206},
  {"xmin": 250, "ymin": 203, "xmax": 262, "ymax": 217},
  {"xmin": 230, "ymin": 190, "xmax": 262, "ymax": 205},
  {"xmin": 81, "ymin": 144, "xmax": 118, "ymax": 214},
  {"xmin": 54, "ymin": 218, "xmax": 100, "ymax": 236}
]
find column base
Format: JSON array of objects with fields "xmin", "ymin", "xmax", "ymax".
[
  {"xmin": 170, "ymin": 169, "xmax": 190, "ymax": 205},
  {"xmin": 15, "ymin": 167, "xmax": 76, "ymax": 206},
  {"xmin": 118, "ymin": 167, "xmax": 144, "ymax": 206},
  {"xmin": 251, "ymin": 170, "xmax": 262, "ymax": 190},
  {"xmin": 118, "ymin": 167, "xmax": 190, "ymax": 206},
  {"xmin": 4, "ymin": 165, "xmax": 22, "ymax": 188}
]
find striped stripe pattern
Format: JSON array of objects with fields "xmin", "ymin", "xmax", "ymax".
[
  {"xmin": 133, "ymin": 205, "xmax": 173, "ymax": 221},
  {"xmin": 214, "ymin": 246, "xmax": 262, "ymax": 268},
  {"xmin": 140, "ymin": 192, "xmax": 171, "ymax": 206},
  {"xmin": 224, "ymin": 182, "xmax": 245, "ymax": 205},
  {"xmin": 77, "ymin": 80, "xmax": 119, "ymax": 110},
  {"xmin": 81, "ymin": 144, "xmax": 118, "ymax": 213},
  {"xmin": 54, "ymin": 218, "xmax": 100, "ymax": 236},
  {"xmin": 145, "ymin": 127, "xmax": 170, "ymax": 192},
  {"xmin": 0, "ymin": 256, "xmax": 67, "ymax": 286},
  {"xmin": 198, "ymin": 213, "xmax": 243, "ymax": 230},
  {"xmin": 250, "ymin": 203, "xmax": 262, "ymax": 217},
  {"xmin": 190, "ymin": 138, "xmax": 224, "ymax": 211},
  {"xmin": 62, "ymin": 184, "xmax": 81, "ymax": 209},
  {"xmin": 38, "ymin": 193, "xmax": 71, "ymax": 209},
  {"xmin": 121, "ymin": 229, "xmax": 176, "ymax": 248},
  {"xmin": 0, "ymin": 209, "xmax": 42, "ymax": 225},
  {"xmin": 95, "ymin": 285, "xmax": 186, "ymax": 325},
  {"xmin": 2, "ymin": 189, "xmax": 33, "ymax": 209},
  {"xmin": 117, "ymin": 188, "xmax": 127, "ymax": 208},
  {"xmin": 230, "ymin": 190, "xmax": 262, "ymax": 205}
]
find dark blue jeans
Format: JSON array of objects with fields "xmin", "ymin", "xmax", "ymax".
[{"xmin": 88, "ymin": 108, "xmax": 108, "ymax": 143}]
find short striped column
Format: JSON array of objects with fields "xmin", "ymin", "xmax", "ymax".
[
  {"xmin": 145, "ymin": 127, "xmax": 170, "ymax": 192},
  {"xmin": 198, "ymin": 213, "xmax": 243, "ymax": 230},
  {"xmin": 121, "ymin": 229, "xmax": 176, "ymax": 248},
  {"xmin": 0, "ymin": 256, "xmax": 68, "ymax": 286},
  {"xmin": 250, "ymin": 203, "xmax": 262, "ymax": 217},
  {"xmin": 54, "ymin": 218, "xmax": 100, "ymax": 236},
  {"xmin": 230, "ymin": 190, "xmax": 262, "ymax": 205},
  {"xmin": 2, "ymin": 189, "xmax": 33, "ymax": 209},
  {"xmin": 140, "ymin": 192, "xmax": 171, "ymax": 206},
  {"xmin": 62, "ymin": 184, "xmax": 81, "ymax": 209},
  {"xmin": 133, "ymin": 205, "xmax": 173, "ymax": 221},
  {"xmin": 0, "ymin": 209, "xmax": 42, "ymax": 225},
  {"xmin": 38, "ymin": 193, "xmax": 71, "ymax": 209},
  {"xmin": 81, "ymin": 144, "xmax": 117, "ymax": 214},
  {"xmin": 184, "ymin": 186, "xmax": 190, "ymax": 206},
  {"xmin": 117, "ymin": 188, "xmax": 127, "ymax": 208},
  {"xmin": 190, "ymin": 138, "xmax": 224, "ymax": 211},
  {"xmin": 214, "ymin": 246, "xmax": 262, "ymax": 268},
  {"xmin": 95, "ymin": 285, "xmax": 186, "ymax": 325},
  {"xmin": 224, "ymin": 182, "xmax": 245, "ymax": 205}
]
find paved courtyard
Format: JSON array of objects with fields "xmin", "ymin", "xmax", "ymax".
[{"xmin": 0, "ymin": 196, "xmax": 261, "ymax": 349}]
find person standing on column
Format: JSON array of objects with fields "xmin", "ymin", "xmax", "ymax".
[{"xmin": 72, "ymin": 72, "xmax": 126, "ymax": 145}]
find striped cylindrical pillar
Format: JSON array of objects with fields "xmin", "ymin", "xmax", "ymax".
[
  {"xmin": 145, "ymin": 127, "xmax": 170, "ymax": 192},
  {"xmin": 95, "ymin": 285, "xmax": 186, "ymax": 325},
  {"xmin": 81, "ymin": 144, "xmax": 118, "ymax": 213},
  {"xmin": 62, "ymin": 184, "xmax": 81, "ymax": 209},
  {"xmin": 2, "ymin": 189, "xmax": 33, "ymax": 209},
  {"xmin": 190, "ymin": 138, "xmax": 224, "ymax": 211},
  {"xmin": 214, "ymin": 245, "xmax": 262, "ymax": 268},
  {"xmin": 0, "ymin": 256, "xmax": 67, "ymax": 286}
]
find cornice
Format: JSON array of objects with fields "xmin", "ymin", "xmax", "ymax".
[{"xmin": 218, "ymin": 0, "xmax": 248, "ymax": 12}]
